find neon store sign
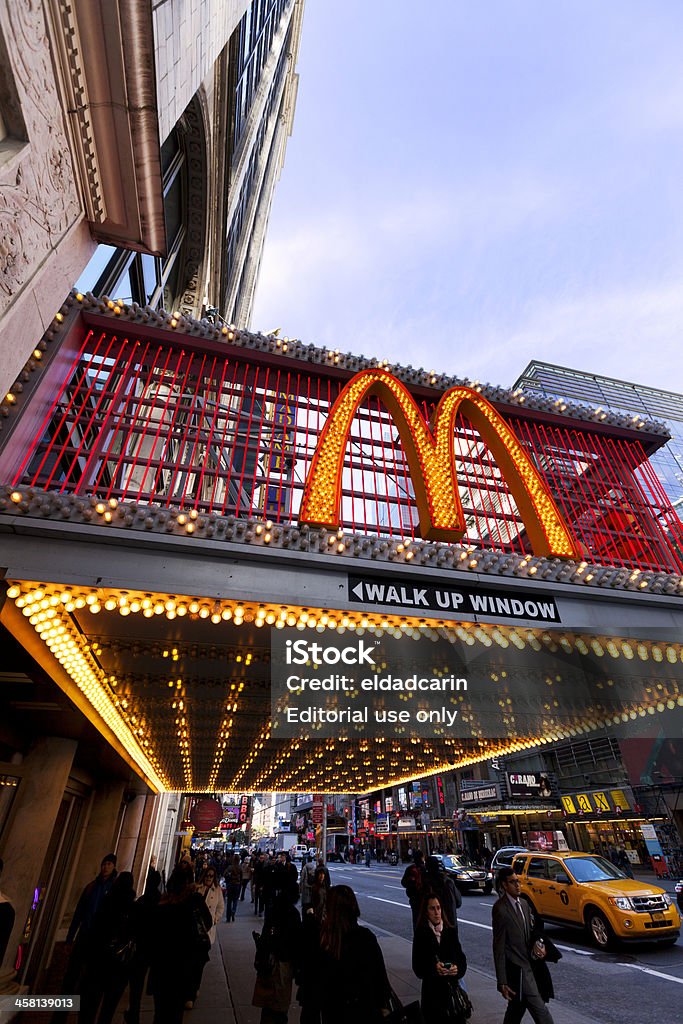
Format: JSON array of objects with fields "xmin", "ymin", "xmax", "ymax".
[{"xmin": 300, "ymin": 369, "xmax": 579, "ymax": 559}]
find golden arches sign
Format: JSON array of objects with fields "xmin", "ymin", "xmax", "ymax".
[{"xmin": 299, "ymin": 369, "xmax": 580, "ymax": 559}]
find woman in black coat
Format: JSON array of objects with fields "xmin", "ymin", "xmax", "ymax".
[
  {"xmin": 412, "ymin": 893, "xmax": 468, "ymax": 1024},
  {"xmin": 148, "ymin": 861, "xmax": 212, "ymax": 1024},
  {"xmin": 317, "ymin": 885, "xmax": 391, "ymax": 1024},
  {"xmin": 252, "ymin": 882, "xmax": 302, "ymax": 1024}
]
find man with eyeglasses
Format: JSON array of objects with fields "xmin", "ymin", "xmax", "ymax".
[{"xmin": 492, "ymin": 867, "xmax": 555, "ymax": 1024}]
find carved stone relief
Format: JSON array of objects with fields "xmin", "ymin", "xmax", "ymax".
[{"xmin": 0, "ymin": 0, "xmax": 82, "ymax": 309}]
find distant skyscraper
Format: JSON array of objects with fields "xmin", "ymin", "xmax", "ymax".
[{"xmin": 513, "ymin": 360, "xmax": 683, "ymax": 510}]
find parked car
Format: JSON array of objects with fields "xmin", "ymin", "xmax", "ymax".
[
  {"xmin": 512, "ymin": 851, "xmax": 681, "ymax": 949},
  {"xmin": 429, "ymin": 854, "xmax": 493, "ymax": 894}
]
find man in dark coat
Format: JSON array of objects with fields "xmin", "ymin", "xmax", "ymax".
[
  {"xmin": 492, "ymin": 867, "xmax": 555, "ymax": 1024},
  {"xmin": 63, "ymin": 854, "xmax": 118, "ymax": 992},
  {"xmin": 426, "ymin": 857, "xmax": 462, "ymax": 932},
  {"xmin": 401, "ymin": 850, "xmax": 427, "ymax": 929}
]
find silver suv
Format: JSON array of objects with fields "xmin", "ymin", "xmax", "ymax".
[{"xmin": 491, "ymin": 846, "xmax": 527, "ymax": 878}]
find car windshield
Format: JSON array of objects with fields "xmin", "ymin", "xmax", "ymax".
[
  {"xmin": 441, "ymin": 856, "xmax": 469, "ymax": 870},
  {"xmin": 565, "ymin": 856, "xmax": 627, "ymax": 883}
]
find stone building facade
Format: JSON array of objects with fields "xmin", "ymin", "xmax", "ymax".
[{"xmin": 0, "ymin": 0, "xmax": 304, "ymax": 396}]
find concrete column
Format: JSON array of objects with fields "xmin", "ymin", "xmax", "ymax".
[
  {"xmin": 115, "ymin": 795, "xmax": 147, "ymax": 879},
  {"xmin": 62, "ymin": 779, "xmax": 126, "ymax": 931},
  {"xmin": 0, "ymin": 737, "xmax": 77, "ymax": 982}
]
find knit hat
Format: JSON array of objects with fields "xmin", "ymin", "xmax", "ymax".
[{"xmin": 102, "ymin": 853, "xmax": 117, "ymax": 866}]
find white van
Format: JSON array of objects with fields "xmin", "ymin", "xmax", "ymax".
[{"xmin": 291, "ymin": 843, "xmax": 309, "ymax": 861}]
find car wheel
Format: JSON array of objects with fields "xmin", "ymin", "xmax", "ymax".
[{"xmin": 587, "ymin": 910, "xmax": 614, "ymax": 950}]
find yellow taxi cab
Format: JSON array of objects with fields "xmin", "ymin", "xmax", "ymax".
[{"xmin": 511, "ymin": 851, "xmax": 680, "ymax": 949}]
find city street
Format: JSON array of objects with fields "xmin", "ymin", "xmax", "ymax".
[{"xmin": 329, "ymin": 862, "xmax": 683, "ymax": 1024}]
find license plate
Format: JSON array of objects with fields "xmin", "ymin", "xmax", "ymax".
[{"xmin": 651, "ymin": 911, "xmax": 665, "ymax": 920}]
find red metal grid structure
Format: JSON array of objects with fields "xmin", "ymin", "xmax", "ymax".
[{"xmin": 4, "ymin": 315, "xmax": 683, "ymax": 574}]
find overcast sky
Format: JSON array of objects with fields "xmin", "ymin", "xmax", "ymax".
[{"xmin": 250, "ymin": 1, "xmax": 683, "ymax": 395}]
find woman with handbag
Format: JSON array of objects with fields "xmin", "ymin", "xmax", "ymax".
[
  {"xmin": 148, "ymin": 861, "xmax": 212, "ymax": 1023},
  {"xmin": 412, "ymin": 894, "xmax": 471, "ymax": 1023},
  {"xmin": 252, "ymin": 881, "xmax": 302, "ymax": 1024},
  {"xmin": 317, "ymin": 885, "xmax": 392, "ymax": 1024},
  {"xmin": 183, "ymin": 866, "xmax": 225, "ymax": 1008}
]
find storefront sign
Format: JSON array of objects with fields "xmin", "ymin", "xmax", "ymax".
[
  {"xmin": 436, "ymin": 776, "xmax": 447, "ymax": 816},
  {"xmin": 460, "ymin": 783, "xmax": 501, "ymax": 804},
  {"xmin": 561, "ymin": 788, "xmax": 633, "ymax": 818},
  {"xmin": 348, "ymin": 575, "xmax": 560, "ymax": 623},
  {"xmin": 238, "ymin": 794, "xmax": 250, "ymax": 823},
  {"xmin": 300, "ymin": 369, "xmax": 578, "ymax": 557},
  {"xmin": 397, "ymin": 816, "xmax": 416, "ymax": 832},
  {"xmin": 375, "ymin": 814, "xmax": 390, "ymax": 833},
  {"xmin": 610, "ymin": 789, "xmax": 631, "ymax": 811},
  {"xmin": 506, "ymin": 772, "xmax": 553, "ymax": 800},
  {"xmin": 189, "ymin": 798, "xmax": 222, "ymax": 832}
]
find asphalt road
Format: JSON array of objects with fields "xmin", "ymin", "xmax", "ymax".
[{"xmin": 326, "ymin": 862, "xmax": 683, "ymax": 1024}]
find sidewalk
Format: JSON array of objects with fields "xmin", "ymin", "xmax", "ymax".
[
  {"xmin": 108, "ymin": 862, "xmax": 678, "ymax": 1024},
  {"xmin": 134, "ymin": 897, "xmax": 598, "ymax": 1024}
]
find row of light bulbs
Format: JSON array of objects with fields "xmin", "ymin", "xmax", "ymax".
[
  {"xmin": 4, "ymin": 486, "xmax": 682, "ymax": 600},
  {"xmin": 7, "ymin": 581, "xmax": 682, "ymax": 794},
  {"xmin": 9, "ymin": 582, "xmax": 683, "ymax": 666},
  {"xmin": 9, "ymin": 585, "xmax": 170, "ymax": 791},
  {"xmin": 10, "ymin": 288, "xmax": 663, "ymax": 440}
]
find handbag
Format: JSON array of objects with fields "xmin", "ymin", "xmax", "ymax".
[
  {"xmin": 386, "ymin": 985, "xmax": 424, "ymax": 1024},
  {"xmin": 107, "ymin": 934, "xmax": 136, "ymax": 967},
  {"xmin": 253, "ymin": 927, "xmax": 276, "ymax": 978},
  {"xmin": 445, "ymin": 980, "xmax": 473, "ymax": 1021},
  {"xmin": 191, "ymin": 900, "xmax": 211, "ymax": 952},
  {"xmin": 542, "ymin": 936, "xmax": 562, "ymax": 964}
]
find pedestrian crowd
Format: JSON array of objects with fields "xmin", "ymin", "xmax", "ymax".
[
  {"xmin": 58, "ymin": 845, "xmax": 262, "ymax": 1024},
  {"xmin": 36, "ymin": 843, "xmax": 568, "ymax": 1024}
]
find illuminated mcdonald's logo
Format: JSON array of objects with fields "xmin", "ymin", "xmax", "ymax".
[{"xmin": 300, "ymin": 369, "xmax": 580, "ymax": 559}]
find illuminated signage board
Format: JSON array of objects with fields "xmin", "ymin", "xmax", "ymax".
[
  {"xmin": 300, "ymin": 369, "xmax": 579, "ymax": 558},
  {"xmin": 460, "ymin": 783, "xmax": 501, "ymax": 804},
  {"xmin": 560, "ymin": 789, "xmax": 633, "ymax": 817},
  {"xmin": 506, "ymin": 772, "xmax": 553, "ymax": 800}
]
